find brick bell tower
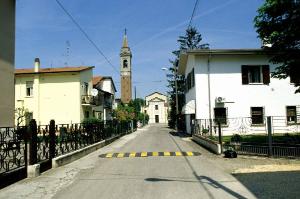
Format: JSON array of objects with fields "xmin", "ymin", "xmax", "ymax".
[{"xmin": 120, "ymin": 29, "xmax": 132, "ymax": 104}]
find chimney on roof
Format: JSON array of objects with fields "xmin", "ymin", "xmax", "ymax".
[{"xmin": 34, "ymin": 58, "xmax": 40, "ymax": 72}]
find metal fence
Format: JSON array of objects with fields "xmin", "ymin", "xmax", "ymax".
[
  {"xmin": 0, "ymin": 119, "xmax": 136, "ymax": 188},
  {"xmin": 193, "ymin": 116, "xmax": 300, "ymax": 158}
]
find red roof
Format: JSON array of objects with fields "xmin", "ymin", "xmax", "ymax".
[
  {"xmin": 92, "ymin": 76, "xmax": 104, "ymax": 86},
  {"xmin": 15, "ymin": 66, "xmax": 94, "ymax": 74}
]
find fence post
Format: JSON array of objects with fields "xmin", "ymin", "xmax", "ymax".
[
  {"xmin": 28, "ymin": 119, "xmax": 37, "ymax": 165},
  {"xmin": 267, "ymin": 116, "xmax": 273, "ymax": 157},
  {"xmin": 49, "ymin": 120, "xmax": 56, "ymax": 159},
  {"xmin": 218, "ymin": 121, "xmax": 223, "ymax": 153}
]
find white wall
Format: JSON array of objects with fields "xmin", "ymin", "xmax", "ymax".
[
  {"xmin": 145, "ymin": 93, "xmax": 168, "ymax": 124},
  {"xmin": 192, "ymin": 54, "xmax": 300, "ymax": 119}
]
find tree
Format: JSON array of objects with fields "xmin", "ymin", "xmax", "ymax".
[
  {"xmin": 254, "ymin": 0, "xmax": 300, "ymax": 93},
  {"xmin": 167, "ymin": 26, "xmax": 209, "ymax": 129},
  {"xmin": 15, "ymin": 107, "xmax": 29, "ymax": 127},
  {"xmin": 112, "ymin": 98, "xmax": 149, "ymax": 122}
]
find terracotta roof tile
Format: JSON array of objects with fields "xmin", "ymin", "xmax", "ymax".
[
  {"xmin": 92, "ymin": 76, "xmax": 103, "ymax": 86},
  {"xmin": 15, "ymin": 66, "xmax": 94, "ymax": 74}
]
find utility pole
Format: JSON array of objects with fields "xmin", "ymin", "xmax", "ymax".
[
  {"xmin": 134, "ymin": 86, "xmax": 136, "ymax": 100},
  {"xmin": 174, "ymin": 67, "xmax": 179, "ymax": 131}
]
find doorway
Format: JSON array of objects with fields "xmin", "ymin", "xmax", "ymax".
[{"xmin": 155, "ymin": 115, "xmax": 159, "ymax": 123}]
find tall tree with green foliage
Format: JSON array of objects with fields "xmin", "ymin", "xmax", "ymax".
[
  {"xmin": 167, "ymin": 26, "xmax": 209, "ymax": 129},
  {"xmin": 254, "ymin": 0, "xmax": 300, "ymax": 93}
]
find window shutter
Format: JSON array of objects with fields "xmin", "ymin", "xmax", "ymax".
[
  {"xmin": 262, "ymin": 65, "xmax": 270, "ymax": 84},
  {"xmin": 297, "ymin": 105, "xmax": 300, "ymax": 123},
  {"xmin": 241, "ymin": 65, "xmax": 249, "ymax": 85},
  {"xmin": 290, "ymin": 66, "xmax": 300, "ymax": 84}
]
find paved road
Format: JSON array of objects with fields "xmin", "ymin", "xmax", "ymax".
[{"xmin": 53, "ymin": 124, "xmax": 255, "ymax": 199}]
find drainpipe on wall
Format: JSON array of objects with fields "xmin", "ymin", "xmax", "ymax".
[
  {"xmin": 207, "ymin": 53, "xmax": 213, "ymax": 135},
  {"xmin": 34, "ymin": 58, "xmax": 40, "ymax": 125}
]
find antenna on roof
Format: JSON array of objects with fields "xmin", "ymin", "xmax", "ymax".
[{"xmin": 64, "ymin": 40, "xmax": 71, "ymax": 66}]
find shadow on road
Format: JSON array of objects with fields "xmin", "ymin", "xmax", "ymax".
[
  {"xmin": 145, "ymin": 175, "xmax": 247, "ymax": 199},
  {"xmin": 169, "ymin": 131, "xmax": 190, "ymax": 138},
  {"xmin": 233, "ymin": 171, "xmax": 300, "ymax": 199}
]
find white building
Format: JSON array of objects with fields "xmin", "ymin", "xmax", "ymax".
[
  {"xmin": 145, "ymin": 92, "xmax": 168, "ymax": 124},
  {"xmin": 92, "ymin": 76, "xmax": 117, "ymax": 121},
  {"xmin": 15, "ymin": 58, "xmax": 95, "ymax": 125},
  {"xmin": 178, "ymin": 49, "xmax": 300, "ymax": 135}
]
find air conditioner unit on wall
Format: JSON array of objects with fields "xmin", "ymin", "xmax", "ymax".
[{"xmin": 215, "ymin": 97, "xmax": 225, "ymax": 103}]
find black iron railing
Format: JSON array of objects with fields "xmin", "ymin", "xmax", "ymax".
[
  {"xmin": 81, "ymin": 95, "xmax": 96, "ymax": 105},
  {"xmin": 0, "ymin": 119, "xmax": 139, "ymax": 188}
]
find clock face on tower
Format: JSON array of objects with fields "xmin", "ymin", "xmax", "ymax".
[{"xmin": 122, "ymin": 71, "xmax": 129, "ymax": 76}]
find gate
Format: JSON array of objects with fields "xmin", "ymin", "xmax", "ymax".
[{"xmin": 0, "ymin": 126, "xmax": 27, "ymax": 188}]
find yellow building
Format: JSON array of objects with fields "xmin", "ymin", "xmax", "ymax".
[
  {"xmin": 15, "ymin": 59, "xmax": 95, "ymax": 125},
  {"xmin": 0, "ymin": 0, "xmax": 15, "ymax": 127}
]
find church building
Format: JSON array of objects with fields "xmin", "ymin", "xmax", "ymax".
[{"xmin": 120, "ymin": 30, "xmax": 132, "ymax": 104}]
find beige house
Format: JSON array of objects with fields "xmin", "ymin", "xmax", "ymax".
[
  {"xmin": 0, "ymin": 0, "xmax": 15, "ymax": 127},
  {"xmin": 15, "ymin": 59, "xmax": 95, "ymax": 125},
  {"xmin": 92, "ymin": 76, "xmax": 117, "ymax": 121},
  {"xmin": 144, "ymin": 92, "xmax": 169, "ymax": 124}
]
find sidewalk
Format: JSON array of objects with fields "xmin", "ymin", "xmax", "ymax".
[{"xmin": 0, "ymin": 127, "xmax": 147, "ymax": 199}]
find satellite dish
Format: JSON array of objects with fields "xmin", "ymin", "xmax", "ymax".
[{"xmin": 91, "ymin": 89, "xmax": 98, "ymax": 96}]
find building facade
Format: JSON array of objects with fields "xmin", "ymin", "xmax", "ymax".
[
  {"xmin": 0, "ymin": 0, "xmax": 15, "ymax": 127},
  {"xmin": 178, "ymin": 49, "xmax": 300, "ymax": 135},
  {"xmin": 15, "ymin": 59, "xmax": 95, "ymax": 125},
  {"xmin": 120, "ymin": 31, "xmax": 132, "ymax": 104},
  {"xmin": 145, "ymin": 92, "xmax": 168, "ymax": 124},
  {"xmin": 92, "ymin": 76, "xmax": 117, "ymax": 121}
]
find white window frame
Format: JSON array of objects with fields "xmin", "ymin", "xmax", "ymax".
[{"xmin": 26, "ymin": 81, "xmax": 33, "ymax": 97}]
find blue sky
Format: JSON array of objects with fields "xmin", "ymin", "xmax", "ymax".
[{"xmin": 15, "ymin": 0, "xmax": 264, "ymax": 98}]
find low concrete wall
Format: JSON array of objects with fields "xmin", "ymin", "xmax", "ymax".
[
  {"xmin": 52, "ymin": 133, "xmax": 127, "ymax": 168},
  {"xmin": 52, "ymin": 140, "xmax": 106, "ymax": 168},
  {"xmin": 192, "ymin": 134, "xmax": 222, "ymax": 155}
]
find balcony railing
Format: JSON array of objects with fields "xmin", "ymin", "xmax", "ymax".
[
  {"xmin": 81, "ymin": 95, "xmax": 96, "ymax": 106},
  {"xmin": 104, "ymin": 101, "xmax": 112, "ymax": 109}
]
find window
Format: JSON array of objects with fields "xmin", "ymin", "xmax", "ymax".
[
  {"xmin": 286, "ymin": 106, "xmax": 297, "ymax": 124},
  {"xmin": 83, "ymin": 82, "xmax": 88, "ymax": 95},
  {"xmin": 290, "ymin": 66, "xmax": 300, "ymax": 84},
  {"xmin": 155, "ymin": 105, "xmax": 158, "ymax": 110},
  {"xmin": 214, "ymin": 107, "xmax": 227, "ymax": 125},
  {"xmin": 251, "ymin": 107, "xmax": 264, "ymax": 125},
  {"xmin": 242, "ymin": 65, "xmax": 270, "ymax": 85},
  {"xmin": 185, "ymin": 68, "xmax": 195, "ymax": 92},
  {"xmin": 123, "ymin": 59, "xmax": 128, "ymax": 68},
  {"xmin": 85, "ymin": 111, "xmax": 89, "ymax": 118},
  {"xmin": 26, "ymin": 81, "xmax": 33, "ymax": 96}
]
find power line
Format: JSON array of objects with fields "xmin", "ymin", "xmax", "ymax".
[
  {"xmin": 188, "ymin": 0, "xmax": 199, "ymax": 28},
  {"xmin": 54, "ymin": 0, "xmax": 119, "ymax": 74}
]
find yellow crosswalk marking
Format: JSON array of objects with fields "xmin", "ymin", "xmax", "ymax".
[
  {"xmin": 129, "ymin": 152, "xmax": 136, "ymax": 157},
  {"xmin": 117, "ymin": 153, "xmax": 124, "ymax": 158},
  {"xmin": 101, "ymin": 151, "xmax": 199, "ymax": 158},
  {"xmin": 141, "ymin": 152, "xmax": 147, "ymax": 157},
  {"xmin": 152, "ymin": 152, "xmax": 159, "ymax": 156},
  {"xmin": 106, "ymin": 153, "xmax": 113, "ymax": 158}
]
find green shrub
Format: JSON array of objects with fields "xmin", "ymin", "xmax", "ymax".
[
  {"xmin": 231, "ymin": 134, "xmax": 242, "ymax": 142},
  {"xmin": 82, "ymin": 117, "xmax": 101, "ymax": 126}
]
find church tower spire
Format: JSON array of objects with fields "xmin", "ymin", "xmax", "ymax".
[{"xmin": 120, "ymin": 29, "xmax": 132, "ymax": 104}]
